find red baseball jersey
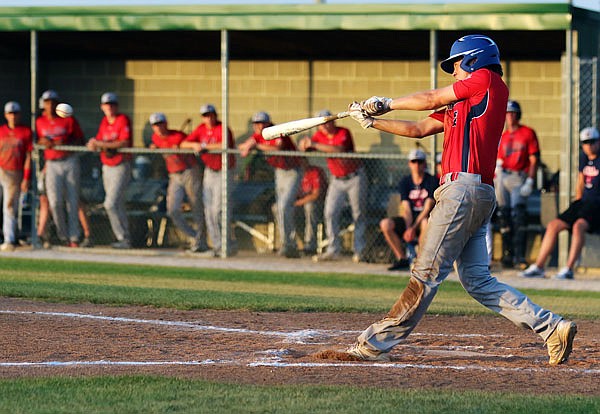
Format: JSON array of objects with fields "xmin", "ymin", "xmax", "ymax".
[
  {"xmin": 298, "ymin": 165, "xmax": 328, "ymax": 201},
  {"xmin": 96, "ymin": 113, "xmax": 132, "ymax": 166},
  {"xmin": 430, "ymin": 68, "xmax": 509, "ymax": 185},
  {"xmin": 152, "ymin": 129, "xmax": 198, "ymax": 174},
  {"xmin": 497, "ymin": 125, "xmax": 540, "ymax": 172},
  {"xmin": 311, "ymin": 126, "xmax": 361, "ymax": 178},
  {"xmin": 252, "ymin": 132, "xmax": 301, "ymax": 170},
  {"xmin": 0, "ymin": 124, "xmax": 33, "ymax": 171},
  {"xmin": 185, "ymin": 122, "xmax": 236, "ymax": 171},
  {"xmin": 35, "ymin": 114, "xmax": 84, "ymax": 161}
]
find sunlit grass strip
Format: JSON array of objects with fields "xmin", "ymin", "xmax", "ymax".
[
  {"xmin": 0, "ymin": 258, "xmax": 597, "ymax": 317},
  {"xmin": 0, "ymin": 376, "xmax": 597, "ymax": 414}
]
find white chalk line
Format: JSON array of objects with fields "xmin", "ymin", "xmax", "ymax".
[
  {"xmin": 0, "ymin": 309, "xmax": 504, "ymax": 345},
  {"xmin": 0, "ymin": 358, "xmax": 598, "ymax": 375}
]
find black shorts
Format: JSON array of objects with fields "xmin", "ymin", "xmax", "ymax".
[
  {"xmin": 392, "ymin": 217, "xmax": 408, "ymax": 238},
  {"xmin": 557, "ymin": 199, "xmax": 600, "ymax": 233}
]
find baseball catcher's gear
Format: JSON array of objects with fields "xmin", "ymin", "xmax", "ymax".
[
  {"xmin": 360, "ymin": 96, "xmax": 392, "ymax": 117},
  {"xmin": 440, "ymin": 34, "xmax": 500, "ymax": 74},
  {"xmin": 348, "ymin": 102, "xmax": 374, "ymax": 129}
]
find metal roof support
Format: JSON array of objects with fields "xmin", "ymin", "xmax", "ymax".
[
  {"xmin": 558, "ymin": 27, "xmax": 574, "ymax": 267},
  {"xmin": 429, "ymin": 30, "xmax": 438, "ymax": 165},
  {"xmin": 30, "ymin": 30, "xmax": 39, "ymax": 249},
  {"xmin": 220, "ymin": 28, "xmax": 230, "ymax": 258}
]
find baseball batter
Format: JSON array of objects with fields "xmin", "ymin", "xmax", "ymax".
[
  {"xmin": 36, "ymin": 89, "xmax": 84, "ymax": 247},
  {"xmin": 342, "ymin": 34, "xmax": 576, "ymax": 365},
  {"xmin": 149, "ymin": 112, "xmax": 207, "ymax": 253},
  {"xmin": 495, "ymin": 100, "xmax": 540, "ymax": 268},
  {"xmin": 299, "ymin": 110, "xmax": 367, "ymax": 263},
  {"xmin": 181, "ymin": 104, "xmax": 236, "ymax": 257},
  {"xmin": 0, "ymin": 101, "xmax": 33, "ymax": 251},
  {"xmin": 239, "ymin": 111, "xmax": 302, "ymax": 258},
  {"xmin": 87, "ymin": 92, "xmax": 132, "ymax": 249}
]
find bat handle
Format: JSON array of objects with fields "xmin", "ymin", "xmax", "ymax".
[{"xmin": 336, "ymin": 111, "xmax": 350, "ymax": 119}]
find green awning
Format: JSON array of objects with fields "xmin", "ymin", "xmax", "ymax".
[{"xmin": 0, "ymin": 3, "xmax": 574, "ymax": 32}]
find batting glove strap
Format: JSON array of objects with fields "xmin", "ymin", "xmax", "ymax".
[
  {"xmin": 348, "ymin": 102, "xmax": 374, "ymax": 129},
  {"xmin": 361, "ymin": 96, "xmax": 392, "ymax": 116}
]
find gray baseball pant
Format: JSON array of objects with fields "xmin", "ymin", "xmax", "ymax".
[
  {"xmin": 324, "ymin": 167, "xmax": 367, "ymax": 255},
  {"xmin": 45, "ymin": 155, "xmax": 81, "ymax": 243},
  {"xmin": 299, "ymin": 200, "xmax": 323, "ymax": 252},
  {"xmin": 275, "ymin": 167, "xmax": 301, "ymax": 252},
  {"xmin": 203, "ymin": 168, "xmax": 232, "ymax": 253},
  {"xmin": 167, "ymin": 165, "xmax": 207, "ymax": 250},
  {"xmin": 102, "ymin": 162, "xmax": 131, "ymax": 243},
  {"xmin": 357, "ymin": 172, "xmax": 563, "ymax": 354},
  {"xmin": 0, "ymin": 168, "xmax": 22, "ymax": 244}
]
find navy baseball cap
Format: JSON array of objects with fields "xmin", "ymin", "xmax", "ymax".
[
  {"xmin": 149, "ymin": 112, "xmax": 167, "ymax": 125},
  {"xmin": 252, "ymin": 111, "xmax": 271, "ymax": 123},
  {"xmin": 101, "ymin": 92, "xmax": 118, "ymax": 104},
  {"xmin": 4, "ymin": 101, "xmax": 21, "ymax": 113},
  {"xmin": 200, "ymin": 104, "xmax": 217, "ymax": 115},
  {"xmin": 41, "ymin": 89, "xmax": 59, "ymax": 101}
]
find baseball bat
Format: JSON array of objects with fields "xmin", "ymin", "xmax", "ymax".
[{"xmin": 261, "ymin": 111, "xmax": 349, "ymax": 140}]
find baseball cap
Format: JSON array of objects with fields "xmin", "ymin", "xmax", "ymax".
[
  {"xmin": 41, "ymin": 89, "xmax": 59, "ymax": 101},
  {"xmin": 408, "ymin": 149, "xmax": 427, "ymax": 161},
  {"xmin": 580, "ymin": 126, "xmax": 600, "ymax": 142},
  {"xmin": 149, "ymin": 112, "xmax": 167, "ymax": 125},
  {"xmin": 315, "ymin": 109, "xmax": 332, "ymax": 117},
  {"xmin": 436, "ymin": 152, "xmax": 442, "ymax": 164},
  {"xmin": 506, "ymin": 100, "xmax": 521, "ymax": 113},
  {"xmin": 251, "ymin": 111, "xmax": 271, "ymax": 123},
  {"xmin": 199, "ymin": 104, "xmax": 217, "ymax": 115},
  {"xmin": 4, "ymin": 101, "xmax": 21, "ymax": 113},
  {"xmin": 101, "ymin": 92, "xmax": 118, "ymax": 104}
]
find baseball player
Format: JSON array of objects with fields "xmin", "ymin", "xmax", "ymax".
[
  {"xmin": 521, "ymin": 127, "xmax": 600, "ymax": 280},
  {"xmin": 382, "ymin": 149, "xmax": 437, "ymax": 271},
  {"xmin": 36, "ymin": 89, "xmax": 84, "ymax": 247},
  {"xmin": 0, "ymin": 101, "xmax": 33, "ymax": 251},
  {"xmin": 239, "ymin": 111, "xmax": 302, "ymax": 258},
  {"xmin": 495, "ymin": 100, "xmax": 540, "ymax": 269},
  {"xmin": 149, "ymin": 112, "xmax": 208, "ymax": 253},
  {"xmin": 342, "ymin": 34, "xmax": 576, "ymax": 365},
  {"xmin": 294, "ymin": 158, "xmax": 328, "ymax": 255},
  {"xmin": 87, "ymin": 92, "xmax": 132, "ymax": 249},
  {"xmin": 299, "ymin": 110, "xmax": 367, "ymax": 263},
  {"xmin": 181, "ymin": 104, "xmax": 236, "ymax": 257}
]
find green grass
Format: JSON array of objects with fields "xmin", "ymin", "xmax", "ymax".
[
  {"xmin": 0, "ymin": 376, "xmax": 598, "ymax": 414},
  {"xmin": 0, "ymin": 257, "xmax": 598, "ymax": 318},
  {"xmin": 1, "ymin": 257, "xmax": 598, "ymax": 412}
]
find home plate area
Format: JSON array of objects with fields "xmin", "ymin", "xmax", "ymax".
[{"xmin": 0, "ymin": 298, "xmax": 598, "ymax": 395}]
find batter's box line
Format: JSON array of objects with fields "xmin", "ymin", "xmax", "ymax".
[
  {"xmin": 0, "ymin": 309, "xmax": 506, "ymax": 342},
  {"xmin": 0, "ymin": 359, "xmax": 598, "ymax": 375}
]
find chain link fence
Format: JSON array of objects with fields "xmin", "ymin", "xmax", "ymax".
[
  {"xmin": 18, "ymin": 146, "xmax": 428, "ymax": 263},
  {"xmin": 579, "ymin": 57, "xmax": 599, "ymax": 131}
]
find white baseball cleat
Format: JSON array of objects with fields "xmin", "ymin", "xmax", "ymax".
[
  {"xmin": 546, "ymin": 320, "xmax": 577, "ymax": 366},
  {"xmin": 346, "ymin": 343, "xmax": 391, "ymax": 362}
]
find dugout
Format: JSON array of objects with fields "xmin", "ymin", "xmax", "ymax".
[{"xmin": 0, "ymin": 2, "xmax": 598, "ymax": 263}]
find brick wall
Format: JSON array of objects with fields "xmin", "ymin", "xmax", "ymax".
[{"xmin": 1, "ymin": 58, "xmax": 563, "ymax": 172}]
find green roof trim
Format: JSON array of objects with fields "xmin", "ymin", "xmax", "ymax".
[{"xmin": 0, "ymin": 3, "xmax": 575, "ymax": 31}]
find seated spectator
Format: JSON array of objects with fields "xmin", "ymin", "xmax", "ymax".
[
  {"xmin": 521, "ymin": 127, "xmax": 600, "ymax": 280},
  {"xmin": 149, "ymin": 112, "xmax": 208, "ymax": 253},
  {"xmin": 381, "ymin": 149, "xmax": 438, "ymax": 271},
  {"xmin": 294, "ymin": 158, "xmax": 328, "ymax": 255}
]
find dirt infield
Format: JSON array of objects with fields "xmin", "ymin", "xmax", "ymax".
[{"xmin": 1, "ymin": 297, "xmax": 598, "ymax": 395}]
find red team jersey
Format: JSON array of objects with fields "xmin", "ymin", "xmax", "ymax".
[
  {"xmin": 152, "ymin": 130, "xmax": 198, "ymax": 174},
  {"xmin": 35, "ymin": 115, "xmax": 84, "ymax": 161},
  {"xmin": 252, "ymin": 132, "xmax": 301, "ymax": 170},
  {"xmin": 185, "ymin": 122, "xmax": 236, "ymax": 171},
  {"xmin": 299, "ymin": 165, "xmax": 328, "ymax": 201},
  {"xmin": 0, "ymin": 124, "xmax": 33, "ymax": 171},
  {"xmin": 430, "ymin": 69, "xmax": 509, "ymax": 185},
  {"xmin": 95, "ymin": 113, "xmax": 132, "ymax": 166},
  {"xmin": 311, "ymin": 126, "xmax": 361, "ymax": 178},
  {"xmin": 497, "ymin": 125, "xmax": 540, "ymax": 172}
]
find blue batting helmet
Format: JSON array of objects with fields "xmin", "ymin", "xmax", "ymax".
[{"xmin": 441, "ymin": 35, "xmax": 501, "ymax": 74}]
